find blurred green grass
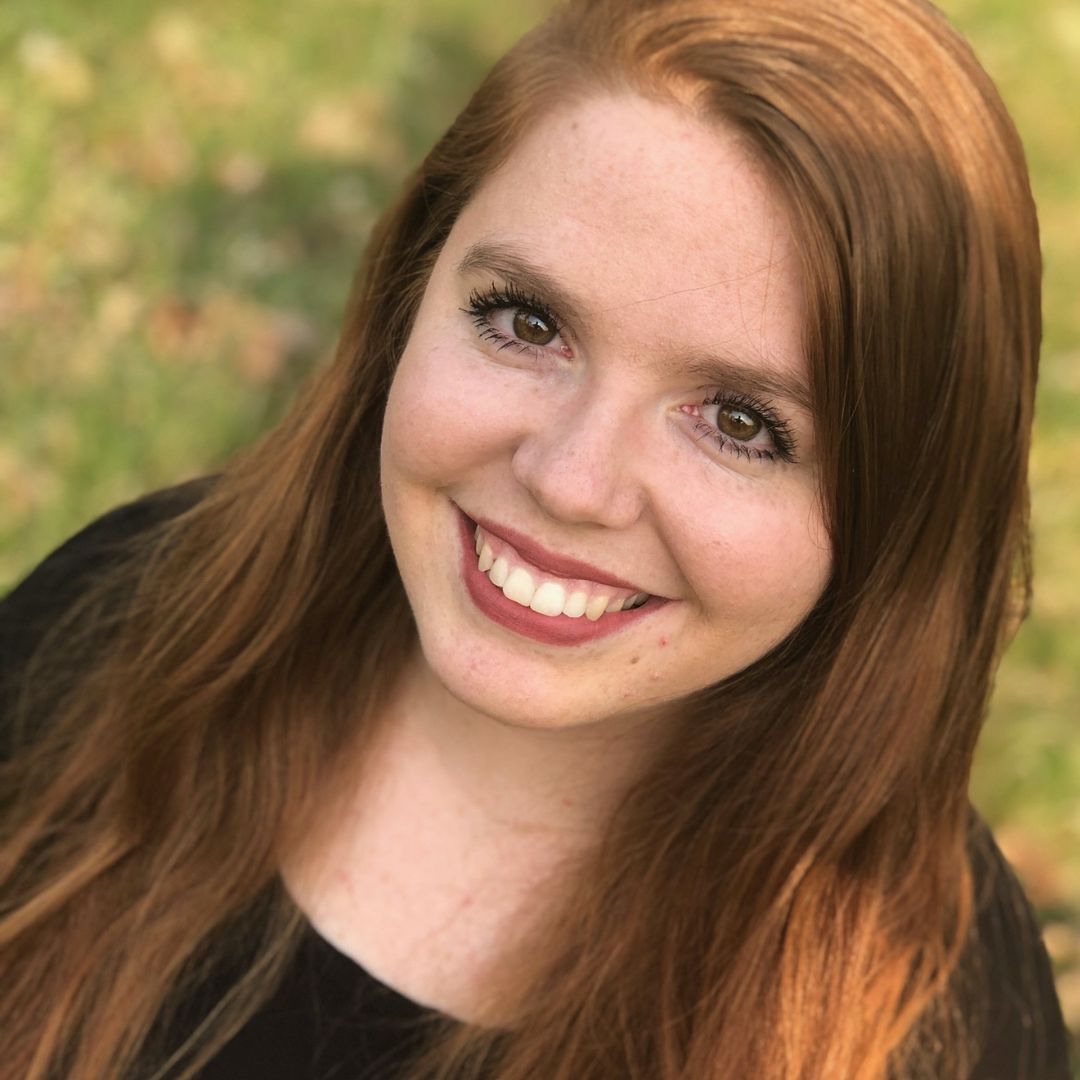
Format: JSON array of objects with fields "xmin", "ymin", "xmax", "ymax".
[{"xmin": 1, "ymin": 0, "xmax": 1077, "ymax": 1063}]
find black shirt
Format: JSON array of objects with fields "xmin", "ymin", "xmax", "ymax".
[{"xmin": 0, "ymin": 482, "xmax": 1071, "ymax": 1079}]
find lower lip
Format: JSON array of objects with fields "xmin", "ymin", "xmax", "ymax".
[{"xmin": 456, "ymin": 508, "xmax": 664, "ymax": 646}]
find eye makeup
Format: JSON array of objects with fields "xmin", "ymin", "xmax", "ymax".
[
  {"xmin": 692, "ymin": 391, "xmax": 799, "ymax": 464},
  {"xmin": 462, "ymin": 282, "xmax": 570, "ymax": 360},
  {"xmin": 461, "ymin": 276, "xmax": 802, "ymax": 466}
]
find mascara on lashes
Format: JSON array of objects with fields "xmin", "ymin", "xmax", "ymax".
[
  {"xmin": 463, "ymin": 282, "xmax": 798, "ymax": 464},
  {"xmin": 463, "ymin": 282, "xmax": 566, "ymax": 358}
]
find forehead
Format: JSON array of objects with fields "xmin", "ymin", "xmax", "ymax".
[{"xmin": 445, "ymin": 93, "xmax": 806, "ymax": 385}]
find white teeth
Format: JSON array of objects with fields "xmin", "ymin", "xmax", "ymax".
[
  {"xmin": 489, "ymin": 556, "xmax": 510, "ymax": 588},
  {"xmin": 585, "ymin": 595, "xmax": 611, "ymax": 622},
  {"xmin": 502, "ymin": 567, "xmax": 536, "ymax": 606},
  {"xmin": 474, "ymin": 526, "xmax": 652, "ymax": 621},
  {"xmin": 530, "ymin": 581, "xmax": 567, "ymax": 616},
  {"xmin": 563, "ymin": 590, "xmax": 588, "ymax": 618}
]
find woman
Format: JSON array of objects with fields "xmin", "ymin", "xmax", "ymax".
[{"xmin": 0, "ymin": 0, "xmax": 1070, "ymax": 1076}]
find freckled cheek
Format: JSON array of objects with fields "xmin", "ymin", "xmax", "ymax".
[
  {"xmin": 680, "ymin": 499, "xmax": 830, "ymax": 623},
  {"xmin": 384, "ymin": 345, "xmax": 531, "ymax": 478}
]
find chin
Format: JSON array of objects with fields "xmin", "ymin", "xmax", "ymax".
[{"xmin": 416, "ymin": 636, "xmax": 581, "ymax": 729}]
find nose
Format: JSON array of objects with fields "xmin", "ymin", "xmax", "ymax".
[{"xmin": 510, "ymin": 391, "xmax": 647, "ymax": 529}]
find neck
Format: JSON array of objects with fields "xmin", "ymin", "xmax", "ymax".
[{"xmin": 280, "ymin": 644, "xmax": 669, "ymax": 1012}]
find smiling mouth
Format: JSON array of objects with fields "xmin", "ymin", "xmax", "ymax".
[
  {"xmin": 471, "ymin": 523, "xmax": 651, "ymax": 620},
  {"xmin": 455, "ymin": 507, "xmax": 664, "ymax": 647}
]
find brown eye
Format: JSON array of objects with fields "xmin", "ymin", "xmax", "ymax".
[
  {"xmin": 717, "ymin": 405, "xmax": 762, "ymax": 441},
  {"xmin": 513, "ymin": 309, "xmax": 556, "ymax": 345}
]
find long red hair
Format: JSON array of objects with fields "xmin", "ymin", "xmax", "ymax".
[{"xmin": 1, "ymin": 1, "xmax": 1040, "ymax": 1076}]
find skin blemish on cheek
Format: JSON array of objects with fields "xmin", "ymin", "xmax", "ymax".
[
  {"xmin": 659, "ymin": 637, "xmax": 668, "ymax": 648},
  {"xmin": 629, "ymin": 655, "xmax": 640, "ymax": 665}
]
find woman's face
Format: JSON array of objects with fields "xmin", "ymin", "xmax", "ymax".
[{"xmin": 380, "ymin": 94, "xmax": 831, "ymax": 731}]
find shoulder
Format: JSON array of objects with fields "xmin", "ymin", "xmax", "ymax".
[
  {"xmin": 0, "ymin": 474, "xmax": 216, "ymax": 633},
  {"xmin": 6, "ymin": 472, "xmax": 212, "ymax": 588},
  {"xmin": 963, "ymin": 813, "xmax": 1072, "ymax": 1079},
  {"xmin": 0, "ymin": 476, "xmax": 217, "ymax": 756}
]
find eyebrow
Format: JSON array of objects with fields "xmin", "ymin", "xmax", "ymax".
[
  {"xmin": 458, "ymin": 240, "xmax": 591, "ymax": 328},
  {"xmin": 681, "ymin": 355, "xmax": 813, "ymax": 414},
  {"xmin": 456, "ymin": 239, "xmax": 814, "ymax": 415}
]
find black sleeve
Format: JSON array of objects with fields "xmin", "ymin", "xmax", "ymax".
[
  {"xmin": 966, "ymin": 816, "xmax": 1072, "ymax": 1079},
  {"xmin": 0, "ymin": 476, "xmax": 216, "ymax": 760}
]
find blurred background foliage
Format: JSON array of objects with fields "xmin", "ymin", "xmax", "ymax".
[{"xmin": 0, "ymin": 0, "xmax": 1077, "ymax": 1063}]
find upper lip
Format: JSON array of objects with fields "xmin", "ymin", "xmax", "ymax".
[{"xmin": 464, "ymin": 509, "xmax": 649, "ymax": 594}]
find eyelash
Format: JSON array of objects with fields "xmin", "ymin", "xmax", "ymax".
[
  {"xmin": 693, "ymin": 392, "xmax": 799, "ymax": 465},
  {"xmin": 461, "ymin": 282, "xmax": 798, "ymax": 466},
  {"xmin": 461, "ymin": 283, "xmax": 566, "ymax": 358}
]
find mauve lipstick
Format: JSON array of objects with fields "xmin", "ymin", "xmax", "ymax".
[
  {"xmin": 456, "ymin": 506, "xmax": 663, "ymax": 646},
  {"xmin": 468, "ymin": 514, "xmax": 646, "ymax": 593}
]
